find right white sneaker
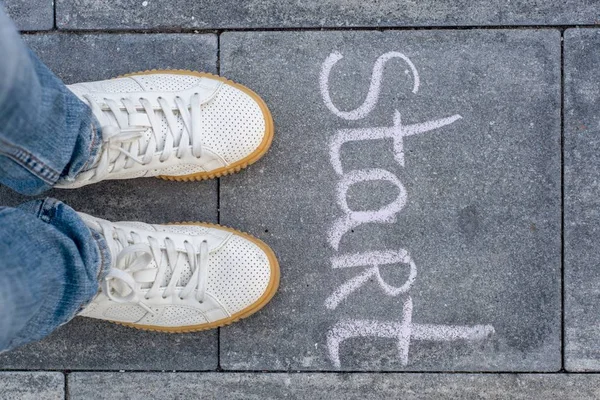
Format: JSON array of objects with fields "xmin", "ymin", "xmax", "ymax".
[
  {"xmin": 78, "ymin": 213, "xmax": 280, "ymax": 332},
  {"xmin": 57, "ymin": 70, "xmax": 274, "ymax": 189}
]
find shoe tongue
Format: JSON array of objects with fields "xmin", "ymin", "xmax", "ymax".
[
  {"xmin": 80, "ymin": 212, "xmax": 196, "ymax": 290},
  {"xmin": 155, "ymin": 255, "xmax": 194, "ymax": 289},
  {"xmin": 134, "ymin": 249, "xmax": 193, "ymax": 291},
  {"xmin": 99, "ymin": 109, "xmax": 185, "ymax": 166},
  {"xmin": 113, "ymin": 233, "xmax": 195, "ymax": 290}
]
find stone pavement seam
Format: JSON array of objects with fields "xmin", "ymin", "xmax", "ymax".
[
  {"xmin": 560, "ymin": 28, "xmax": 566, "ymax": 373},
  {"xmin": 18, "ymin": 25, "xmax": 600, "ymax": 34}
]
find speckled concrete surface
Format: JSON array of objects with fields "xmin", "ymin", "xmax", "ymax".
[
  {"xmin": 218, "ymin": 29, "xmax": 560, "ymax": 371},
  {"xmin": 2, "ymin": 0, "xmax": 600, "ymax": 396}
]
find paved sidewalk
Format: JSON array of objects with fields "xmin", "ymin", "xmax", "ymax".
[{"xmin": 1, "ymin": 0, "xmax": 600, "ymax": 398}]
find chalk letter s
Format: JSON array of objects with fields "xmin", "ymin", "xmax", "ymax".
[{"xmin": 320, "ymin": 51, "xmax": 420, "ymax": 121}]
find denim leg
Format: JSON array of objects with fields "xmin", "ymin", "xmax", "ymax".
[
  {"xmin": 0, "ymin": 8, "xmax": 102, "ymax": 196},
  {"xmin": 0, "ymin": 198, "xmax": 111, "ymax": 352}
]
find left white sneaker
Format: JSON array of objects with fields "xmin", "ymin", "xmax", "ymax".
[
  {"xmin": 77, "ymin": 212, "xmax": 280, "ymax": 332},
  {"xmin": 57, "ymin": 70, "xmax": 274, "ymax": 189}
]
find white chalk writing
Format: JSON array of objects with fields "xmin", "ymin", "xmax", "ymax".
[{"xmin": 321, "ymin": 50, "xmax": 495, "ymax": 367}]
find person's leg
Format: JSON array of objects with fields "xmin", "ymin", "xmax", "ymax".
[
  {"xmin": 0, "ymin": 198, "xmax": 110, "ymax": 352},
  {"xmin": 0, "ymin": 8, "xmax": 101, "ymax": 196},
  {"xmin": 0, "ymin": 197, "xmax": 280, "ymax": 348}
]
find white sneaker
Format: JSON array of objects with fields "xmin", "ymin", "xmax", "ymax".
[
  {"xmin": 57, "ymin": 70, "xmax": 274, "ymax": 189},
  {"xmin": 77, "ymin": 212, "xmax": 280, "ymax": 332}
]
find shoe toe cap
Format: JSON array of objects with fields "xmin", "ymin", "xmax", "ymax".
[
  {"xmin": 208, "ymin": 233, "xmax": 279, "ymax": 316},
  {"xmin": 202, "ymin": 82, "xmax": 273, "ymax": 165}
]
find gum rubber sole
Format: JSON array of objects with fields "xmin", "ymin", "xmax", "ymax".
[
  {"xmin": 111, "ymin": 222, "xmax": 280, "ymax": 333},
  {"xmin": 120, "ymin": 69, "xmax": 275, "ymax": 182}
]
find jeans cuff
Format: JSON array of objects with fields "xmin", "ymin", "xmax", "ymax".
[
  {"xmin": 36, "ymin": 197, "xmax": 61, "ymax": 222},
  {"xmin": 80, "ymin": 117, "xmax": 103, "ymax": 173},
  {"xmin": 90, "ymin": 227, "xmax": 111, "ymax": 281},
  {"xmin": 29, "ymin": 197, "xmax": 111, "ymax": 281},
  {"xmin": 0, "ymin": 137, "xmax": 61, "ymax": 185}
]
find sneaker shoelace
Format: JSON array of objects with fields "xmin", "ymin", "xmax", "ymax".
[
  {"xmin": 81, "ymin": 93, "xmax": 205, "ymax": 182},
  {"xmin": 98, "ymin": 221, "xmax": 209, "ymax": 315}
]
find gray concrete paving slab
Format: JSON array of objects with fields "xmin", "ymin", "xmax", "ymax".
[
  {"xmin": 55, "ymin": 0, "xmax": 600, "ymax": 30},
  {"xmin": 0, "ymin": 372, "xmax": 64, "ymax": 400},
  {"xmin": 219, "ymin": 29, "xmax": 561, "ymax": 371},
  {"xmin": 68, "ymin": 372, "xmax": 600, "ymax": 400},
  {"xmin": 565, "ymin": 28, "xmax": 600, "ymax": 372},
  {"xmin": 2, "ymin": 0, "xmax": 53, "ymax": 30}
]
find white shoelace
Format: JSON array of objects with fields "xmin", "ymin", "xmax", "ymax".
[
  {"xmin": 98, "ymin": 221, "xmax": 209, "ymax": 315},
  {"xmin": 81, "ymin": 93, "xmax": 204, "ymax": 181}
]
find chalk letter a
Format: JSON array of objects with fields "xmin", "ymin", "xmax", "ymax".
[{"xmin": 328, "ymin": 168, "xmax": 406, "ymax": 250}]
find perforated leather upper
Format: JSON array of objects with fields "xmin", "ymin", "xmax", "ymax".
[
  {"xmin": 58, "ymin": 73, "xmax": 268, "ymax": 188},
  {"xmin": 78, "ymin": 214, "xmax": 275, "ymax": 327}
]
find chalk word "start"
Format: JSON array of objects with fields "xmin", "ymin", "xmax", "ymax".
[{"xmin": 320, "ymin": 51, "xmax": 495, "ymax": 368}]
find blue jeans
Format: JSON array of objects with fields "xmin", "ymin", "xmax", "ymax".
[{"xmin": 0, "ymin": 9, "xmax": 110, "ymax": 351}]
